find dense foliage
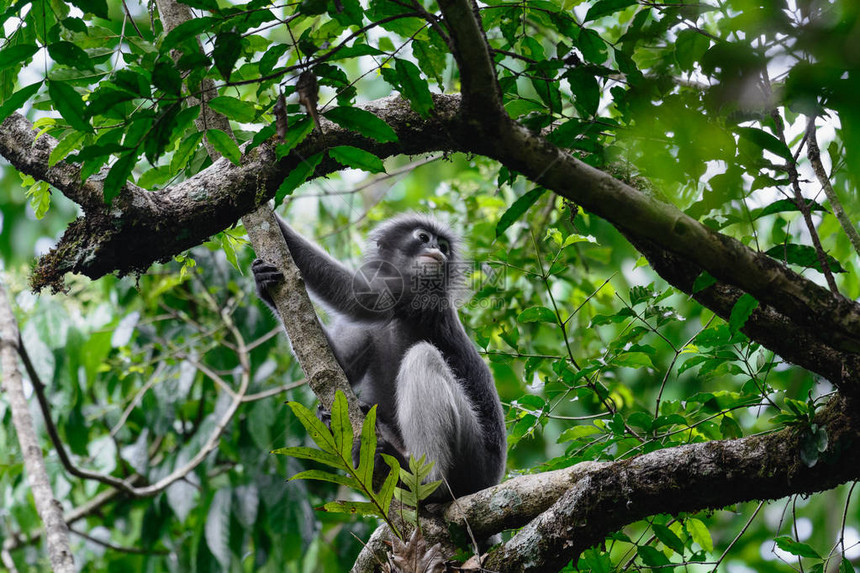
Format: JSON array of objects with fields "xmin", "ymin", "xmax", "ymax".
[{"xmin": 0, "ymin": 0, "xmax": 858, "ymax": 571}]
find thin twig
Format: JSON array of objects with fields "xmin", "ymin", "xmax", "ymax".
[{"xmin": 805, "ymin": 116, "xmax": 860, "ymax": 257}]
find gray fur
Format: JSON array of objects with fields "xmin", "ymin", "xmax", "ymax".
[{"xmin": 253, "ymin": 213, "xmax": 506, "ymax": 499}]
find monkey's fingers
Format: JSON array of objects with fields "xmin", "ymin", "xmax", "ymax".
[{"xmin": 251, "ymin": 259, "xmax": 285, "ymax": 286}]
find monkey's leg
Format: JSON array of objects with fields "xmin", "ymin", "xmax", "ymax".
[{"xmin": 395, "ymin": 342, "xmax": 479, "ymax": 488}]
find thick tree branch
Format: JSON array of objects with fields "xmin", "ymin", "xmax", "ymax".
[
  {"xmin": 480, "ymin": 396, "xmax": 860, "ymax": 572},
  {"xmin": 0, "ymin": 280, "xmax": 75, "ymax": 573},
  {"xmin": 3, "ymin": 94, "xmax": 462, "ymax": 293},
  {"xmin": 4, "ymin": 92, "xmax": 858, "ymax": 388},
  {"xmin": 625, "ymin": 233, "xmax": 860, "ymax": 394},
  {"xmin": 351, "ymin": 396, "xmax": 860, "ymax": 572}
]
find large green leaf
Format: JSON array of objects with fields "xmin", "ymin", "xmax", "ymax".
[
  {"xmin": 208, "ymin": 96, "xmax": 257, "ymax": 123},
  {"xmin": 323, "ymin": 107, "xmax": 398, "ymax": 143},
  {"xmin": 496, "ymin": 187, "xmax": 547, "ymax": 237},
  {"xmin": 765, "ymin": 244, "xmax": 845, "ymax": 273},
  {"xmin": 329, "ymin": 145, "xmax": 385, "ymax": 173},
  {"xmin": 0, "ymin": 44, "xmax": 39, "ymax": 72},
  {"xmin": 395, "ymin": 59, "xmax": 433, "ymax": 118},
  {"xmin": 276, "ymin": 151, "xmax": 323, "ymax": 204},
  {"xmin": 0, "ymin": 82, "xmax": 42, "ymax": 122},
  {"xmin": 48, "ymin": 80, "xmax": 92, "ymax": 133}
]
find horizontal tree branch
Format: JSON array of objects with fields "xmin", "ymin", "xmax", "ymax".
[
  {"xmin": 482, "ymin": 396, "xmax": 860, "ymax": 572},
  {"xmin": 351, "ymin": 395, "xmax": 860, "ymax": 572},
  {"xmin": 2, "ymin": 92, "xmax": 858, "ymax": 391}
]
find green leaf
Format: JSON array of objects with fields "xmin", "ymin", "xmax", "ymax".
[
  {"xmin": 276, "ymin": 152, "xmax": 323, "ymax": 204},
  {"xmin": 637, "ymin": 544, "xmax": 671, "ymax": 567},
  {"xmin": 0, "ymin": 82, "xmax": 42, "ymax": 123},
  {"xmin": 206, "ymin": 129, "xmax": 241, "ymax": 165},
  {"xmin": 271, "ymin": 446, "xmax": 343, "ymax": 468},
  {"xmin": 356, "ymin": 405, "xmax": 378, "ymax": 485},
  {"xmin": 205, "ymin": 489, "xmax": 231, "ymax": 568},
  {"xmin": 720, "ymin": 415, "xmax": 743, "ymax": 439},
  {"xmin": 613, "ymin": 352, "xmax": 654, "ymax": 369},
  {"xmin": 692, "ymin": 271, "xmax": 717, "ymax": 293},
  {"xmin": 276, "ymin": 117, "xmax": 315, "ymax": 159},
  {"xmin": 728, "ymin": 293, "xmax": 758, "ymax": 334},
  {"xmin": 378, "ymin": 454, "xmax": 402, "ymax": 514},
  {"xmin": 259, "ymin": 44, "xmax": 288, "ymax": 75},
  {"xmin": 103, "ymin": 151, "xmax": 137, "ymax": 204},
  {"xmin": 764, "ymin": 244, "xmax": 846, "ymax": 273},
  {"xmin": 208, "ymin": 96, "xmax": 257, "ymax": 123},
  {"xmin": 577, "ymin": 28, "xmax": 607, "ymax": 64},
  {"xmin": 774, "ymin": 536, "xmax": 821, "ymax": 559},
  {"xmin": 153, "ymin": 61, "xmax": 182, "ymax": 96},
  {"xmin": 285, "ymin": 399, "xmax": 338, "ymax": 454},
  {"xmin": 162, "ymin": 17, "xmax": 217, "ymax": 52},
  {"xmin": 566, "ymin": 68, "xmax": 600, "ymax": 117},
  {"xmin": 686, "ymin": 518, "xmax": 714, "ymax": 552},
  {"xmin": 395, "ymin": 59, "xmax": 434, "ymax": 118},
  {"xmin": 318, "ymin": 500, "xmax": 378, "ymax": 515},
  {"xmin": 289, "ymin": 469, "xmax": 359, "ymax": 489},
  {"xmin": 145, "ymin": 104, "xmax": 181, "ymax": 163},
  {"xmin": 324, "ymin": 107, "xmax": 398, "ymax": 143},
  {"xmin": 329, "ymin": 145, "xmax": 385, "ymax": 173},
  {"xmin": 736, "ymin": 127, "xmax": 793, "ymax": 162},
  {"xmin": 754, "ymin": 198, "xmax": 827, "ymax": 219},
  {"xmin": 171, "ymin": 132, "xmax": 204, "ymax": 172},
  {"xmin": 496, "ymin": 187, "xmax": 546, "ymax": 237},
  {"xmin": 25, "ymin": 181, "xmax": 51, "ymax": 219},
  {"xmin": 49, "ymin": 130, "xmax": 87, "ymax": 166},
  {"xmin": 585, "ymin": 0, "xmax": 635, "ymax": 21},
  {"xmin": 0, "ymin": 44, "xmax": 40, "ymax": 72},
  {"xmin": 213, "ymin": 31, "xmax": 241, "ymax": 81},
  {"xmin": 48, "ymin": 41, "xmax": 94, "ymax": 71},
  {"xmin": 330, "ymin": 391, "xmax": 354, "ymax": 464},
  {"xmin": 87, "ymin": 88, "xmax": 138, "ymax": 118},
  {"xmin": 517, "ymin": 306, "xmax": 557, "ymax": 323},
  {"xmin": 675, "ymin": 30, "xmax": 711, "ymax": 71},
  {"xmin": 48, "ymin": 81, "xmax": 92, "ymax": 133},
  {"xmin": 413, "ymin": 33, "xmax": 447, "ymax": 87},
  {"xmin": 557, "ymin": 424, "xmax": 601, "ymax": 443},
  {"xmin": 581, "ymin": 548, "xmax": 612, "ymax": 573},
  {"xmin": 68, "ymin": 0, "xmax": 108, "ymax": 18},
  {"xmin": 652, "ymin": 523, "xmax": 685, "ymax": 555}
]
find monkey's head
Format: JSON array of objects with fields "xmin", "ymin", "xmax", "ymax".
[{"xmin": 365, "ymin": 214, "xmax": 466, "ymax": 312}]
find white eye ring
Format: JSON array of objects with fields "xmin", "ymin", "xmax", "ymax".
[{"xmin": 413, "ymin": 229, "xmax": 430, "ymax": 243}]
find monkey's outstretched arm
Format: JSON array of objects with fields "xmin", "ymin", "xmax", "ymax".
[{"xmin": 253, "ymin": 216, "xmax": 393, "ymax": 321}]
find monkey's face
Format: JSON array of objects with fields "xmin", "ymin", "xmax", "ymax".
[
  {"xmin": 410, "ymin": 228, "xmax": 451, "ymax": 267},
  {"xmin": 367, "ymin": 215, "xmax": 463, "ymax": 310}
]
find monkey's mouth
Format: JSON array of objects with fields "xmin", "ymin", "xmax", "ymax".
[{"xmin": 418, "ymin": 252, "xmax": 445, "ymax": 264}]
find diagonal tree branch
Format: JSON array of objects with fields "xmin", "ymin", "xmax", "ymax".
[{"xmin": 437, "ymin": 0, "xmax": 504, "ymax": 117}]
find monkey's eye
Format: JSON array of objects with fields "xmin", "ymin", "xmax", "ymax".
[
  {"xmin": 413, "ymin": 229, "xmax": 430, "ymax": 243},
  {"xmin": 438, "ymin": 241, "xmax": 449, "ymax": 255}
]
